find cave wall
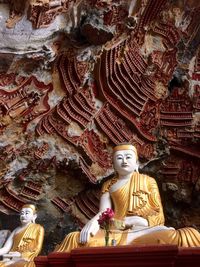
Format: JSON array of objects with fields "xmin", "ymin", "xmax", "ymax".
[{"xmin": 0, "ymin": 0, "xmax": 200, "ymax": 254}]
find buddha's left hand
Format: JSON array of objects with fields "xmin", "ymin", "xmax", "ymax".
[{"xmin": 124, "ymin": 216, "xmax": 148, "ymax": 228}]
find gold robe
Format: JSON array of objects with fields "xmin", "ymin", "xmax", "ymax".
[
  {"xmin": 0, "ymin": 223, "xmax": 44, "ymax": 267},
  {"xmin": 56, "ymin": 172, "xmax": 200, "ymax": 252}
]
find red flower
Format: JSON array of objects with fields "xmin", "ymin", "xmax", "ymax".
[
  {"xmin": 98, "ymin": 208, "xmax": 115, "ymax": 246},
  {"xmin": 98, "ymin": 208, "xmax": 115, "ymax": 229}
]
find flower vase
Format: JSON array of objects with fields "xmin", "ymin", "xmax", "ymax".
[{"xmin": 105, "ymin": 233, "xmax": 109, "ymax": 246}]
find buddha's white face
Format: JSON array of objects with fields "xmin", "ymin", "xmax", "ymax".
[
  {"xmin": 113, "ymin": 149, "xmax": 137, "ymax": 176},
  {"xmin": 20, "ymin": 207, "xmax": 36, "ymax": 225}
]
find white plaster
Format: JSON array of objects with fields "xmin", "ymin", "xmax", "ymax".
[
  {"xmin": 32, "ymin": 135, "xmax": 78, "ymax": 162},
  {"xmin": 3, "ymin": 157, "xmax": 29, "ymax": 180},
  {"xmin": 0, "ymin": 3, "xmax": 71, "ymax": 55}
]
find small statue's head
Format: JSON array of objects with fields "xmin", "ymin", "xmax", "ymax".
[
  {"xmin": 20, "ymin": 204, "xmax": 37, "ymax": 225},
  {"xmin": 112, "ymin": 144, "xmax": 138, "ymax": 176}
]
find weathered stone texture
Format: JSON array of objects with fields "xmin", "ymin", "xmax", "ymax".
[{"xmin": 0, "ymin": 0, "xmax": 200, "ymax": 254}]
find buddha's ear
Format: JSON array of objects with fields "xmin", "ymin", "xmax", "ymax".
[
  {"xmin": 32, "ymin": 214, "xmax": 37, "ymax": 223},
  {"xmin": 135, "ymin": 162, "xmax": 139, "ymax": 172}
]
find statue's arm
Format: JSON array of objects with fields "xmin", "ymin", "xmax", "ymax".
[
  {"xmin": 79, "ymin": 192, "xmax": 112, "ymax": 244},
  {"xmin": 146, "ymin": 177, "xmax": 165, "ymax": 226},
  {"xmin": 99, "ymin": 191, "xmax": 112, "ymax": 212},
  {"xmin": 124, "ymin": 176, "xmax": 165, "ymax": 228},
  {"xmin": 35, "ymin": 226, "xmax": 45, "ymax": 255},
  {"xmin": 0, "ymin": 230, "xmax": 15, "ymax": 256}
]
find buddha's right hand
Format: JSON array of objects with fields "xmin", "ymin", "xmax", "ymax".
[
  {"xmin": 79, "ymin": 219, "xmax": 100, "ymax": 244},
  {"xmin": 3, "ymin": 251, "xmax": 21, "ymax": 258}
]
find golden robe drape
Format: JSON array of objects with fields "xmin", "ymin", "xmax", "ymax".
[
  {"xmin": 55, "ymin": 172, "xmax": 200, "ymax": 252},
  {"xmin": 101, "ymin": 172, "xmax": 165, "ymax": 226},
  {"xmin": 0, "ymin": 223, "xmax": 44, "ymax": 267}
]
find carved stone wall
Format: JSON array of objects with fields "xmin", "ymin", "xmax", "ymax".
[{"xmin": 0, "ymin": 0, "xmax": 200, "ymax": 254}]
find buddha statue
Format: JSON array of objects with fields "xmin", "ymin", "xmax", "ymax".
[
  {"xmin": 0, "ymin": 204, "xmax": 44, "ymax": 267},
  {"xmin": 55, "ymin": 144, "xmax": 200, "ymax": 252}
]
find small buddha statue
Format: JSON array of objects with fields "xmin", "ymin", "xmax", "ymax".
[
  {"xmin": 55, "ymin": 144, "xmax": 200, "ymax": 252},
  {"xmin": 0, "ymin": 204, "xmax": 44, "ymax": 267}
]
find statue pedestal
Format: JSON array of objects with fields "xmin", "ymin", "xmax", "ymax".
[
  {"xmin": 71, "ymin": 245, "xmax": 177, "ymax": 267},
  {"xmin": 48, "ymin": 252, "xmax": 73, "ymax": 267},
  {"xmin": 35, "ymin": 245, "xmax": 179, "ymax": 267},
  {"xmin": 176, "ymin": 247, "xmax": 200, "ymax": 267},
  {"xmin": 34, "ymin": 256, "xmax": 48, "ymax": 267},
  {"xmin": 34, "ymin": 245, "xmax": 200, "ymax": 267}
]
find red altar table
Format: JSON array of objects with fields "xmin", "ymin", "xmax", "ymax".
[
  {"xmin": 35, "ymin": 244, "xmax": 190, "ymax": 267},
  {"xmin": 48, "ymin": 252, "xmax": 73, "ymax": 267},
  {"xmin": 176, "ymin": 247, "xmax": 200, "ymax": 267},
  {"xmin": 34, "ymin": 256, "xmax": 48, "ymax": 267},
  {"xmin": 70, "ymin": 245, "xmax": 177, "ymax": 267}
]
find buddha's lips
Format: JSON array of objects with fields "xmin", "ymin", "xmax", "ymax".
[{"xmin": 121, "ymin": 164, "xmax": 129, "ymax": 167}]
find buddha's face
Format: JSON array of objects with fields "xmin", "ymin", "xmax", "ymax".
[
  {"xmin": 113, "ymin": 149, "xmax": 137, "ymax": 176},
  {"xmin": 20, "ymin": 207, "xmax": 36, "ymax": 225}
]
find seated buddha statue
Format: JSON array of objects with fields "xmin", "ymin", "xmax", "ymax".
[
  {"xmin": 55, "ymin": 144, "xmax": 200, "ymax": 252},
  {"xmin": 0, "ymin": 204, "xmax": 44, "ymax": 267}
]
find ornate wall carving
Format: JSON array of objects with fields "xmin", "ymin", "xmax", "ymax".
[{"xmin": 0, "ymin": 0, "xmax": 200, "ymax": 253}]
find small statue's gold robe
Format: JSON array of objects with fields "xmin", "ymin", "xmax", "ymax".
[{"xmin": 0, "ymin": 223, "xmax": 44, "ymax": 267}]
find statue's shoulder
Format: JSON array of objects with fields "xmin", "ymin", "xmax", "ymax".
[
  {"xmin": 101, "ymin": 177, "xmax": 117, "ymax": 193},
  {"xmin": 136, "ymin": 173, "xmax": 156, "ymax": 183},
  {"xmin": 102, "ymin": 178, "xmax": 113, "ymax": 187},
  {"xmin": 146, "ymin": 174, "xmax": 156, "ymax": 182},
  {"xmin": 32, "ymin": 223, "xmax": 44, "ymax": 231},
  {"xmin": 13, "ymin": 226, "xmax": 20, "ymax": 235}
]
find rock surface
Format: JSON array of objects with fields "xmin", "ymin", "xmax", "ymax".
[{"xmin": 0, "ymin": 0, "xmax": 199, "ymax": 254}]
